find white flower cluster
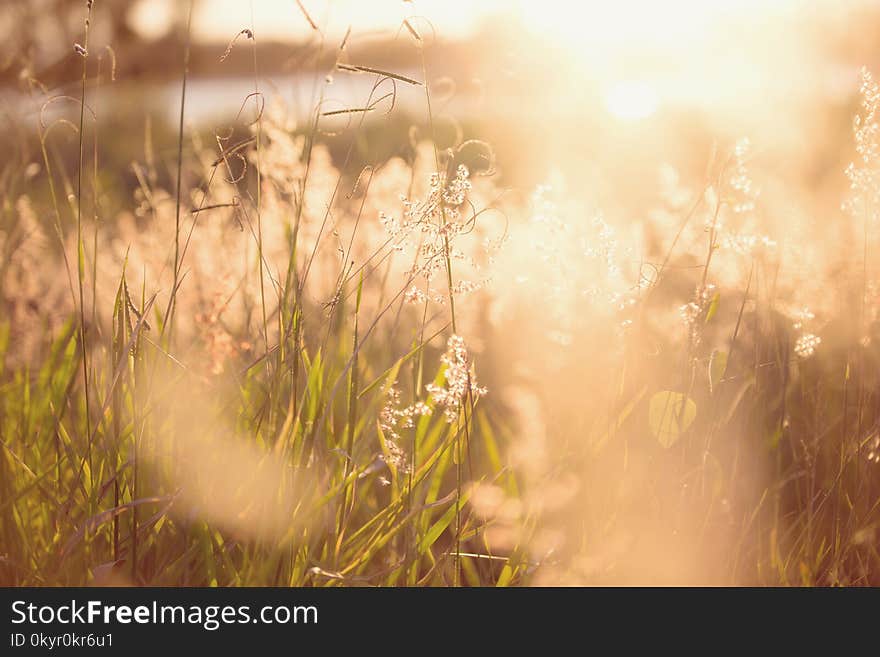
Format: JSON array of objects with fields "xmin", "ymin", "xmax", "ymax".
[{"xmin": 426, "ymin": 335, "xmax": 487, "ymax": 423}]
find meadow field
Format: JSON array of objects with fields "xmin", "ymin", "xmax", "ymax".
[{"xmin": 2, "ymin": 0, "xmax": 880, "ymax": 586}]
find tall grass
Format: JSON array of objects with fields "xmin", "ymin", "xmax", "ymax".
[
  {"xmin": 0, "ymin": 1, "xmax": 516, "ymax": 588},
  {"xmin": 2, "ymin": 3, "xmax": 880, "ymax": 587}
]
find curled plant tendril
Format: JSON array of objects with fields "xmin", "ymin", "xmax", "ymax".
[
  {"xmin": 234, "ymin": 92, "xmax": 265, "ymax": 129},
  {"xmin": 100, "ymin": 45, "xmax": 117, "ymax": 82},
  {"xmin": 40, "ymin": 95, "xmax": 96, "ymax": 132},
  {"xmin": 318, "ymin": 77, "xmax": 398, "ymax": 136},
  {"xmin": 211, "ymin": 137, "xmax": 256, "ymax": 168},
  {"xmin": 457, "ymin": 139, "xmax": 497, "ymax": 177},
  {"xmin": 221, "ymin": 153, "xmax": 248, "ymax": 185},
  {"xmin": 220, "ymin": 28, "xmax": 255, "ymax": 63},
  {"xmin": 431, "ymin": 77, "xmax": 457, "ymax": 105}
]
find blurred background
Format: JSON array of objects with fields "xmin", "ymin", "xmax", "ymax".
[{"xmin": 4, "ymin": 0, "xmax": 880, "ymax": 200}]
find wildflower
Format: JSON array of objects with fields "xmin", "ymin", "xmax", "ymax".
[
  {"xmin": 378, "ymin": 385, "xmax": 431, "ymax": 472},
  {"xmin": 792, "ymin": 307, "xmax": 815, "ymax": 331},
  {"xmin": 404, "ymin": 285, "xmax": 426, "ymax": 304},
  {"xmin": 726, "ymin": 137, "xmax": 759, "ymax": 214},
  {"xmin": 375, "ymin": 161, "xmax": 500, "ymax": 310},
  {"xmin": 584, "ymin": 215, "xmax": 621, "ymax": 281},
  {"xmin": 791, "ymin": 306, "xmax": 821, "ymax": 358},
  {"xmin": 706, "ymin": 138, "xmax": 775, "ymax": 258},
  {"xmin": 426, "ymin": 335, "xmax": 487, "ymax": 422},
  {"xmin": 866, "ymin": 433, "xmax": 880, "ymax": 464},
  {"xmin": 378, "ymin": 385, "xmax": 404, "ymax": 440},
  {"xmin": 794, "ymin": 333, "xmax": 821, "ymax": 358},
  {"xmin": 379, "ymin": 165, "xmax": 473, "ymax": 285},
  {"xmin": 451, "ymin": 279, "xmax": 484, "ymax": 296},
  {"xmin": 680, "ymin": 283, "xmax": 716, "ymax": 347},
  {"xmin": 717, "ymin": 227, "xmax": 777, "ymax": 256},
  {"xmin": 382, "ymin": 438, "xmax": 408, "ymax": 473},
  {"xmin": 442, "ymin": 164, "xmax": 472, "ymax": 206},
  {"xmin": 843, "ymin": 67, "xmax": 880, "ymax": 222}
]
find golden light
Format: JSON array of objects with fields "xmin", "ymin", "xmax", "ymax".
[
  {"xmin": 603, "ymin": 80, "xmax": 659, "ymax": 121},
  {"xmin": 515, "ymin": 0, "xmax": 803, "ymax": 57},
  {"xmin": 128, "ymin": 0, "xmax": 174, "ymax": 40},
  {"xmin": 11, "ymin": 0, "xmax": 880, "ymax": 591}
]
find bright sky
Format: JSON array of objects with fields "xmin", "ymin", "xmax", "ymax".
[
  {"xmin": 130, "ymin": 0, "xmax": 818, "ymax": 46},
  {"xmin": 128, "ymin": 0, "xmax": 874, "ymax": 127},
  {"xmin": 130, "ymin": 0, "xmax": 512, "ymax": 42}
]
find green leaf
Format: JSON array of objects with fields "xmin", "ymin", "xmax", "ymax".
[
  {"xmin": 496, "ymin": 563, "xmax": 514, "ymax": 587},
  {"xmin": 709, "ymin": 350, "xmax": 728, "ymax": 393},
  {"xmin": 705, "ymin": 291, "xmax": 721, "ymax": 323},
  {"xmin": 767, "ymin": 425, "xmax": 783, "ymax": 451},
  {"xmin": 355, "ymin": 270, "xmax": 364, "ymax": 312},
  {"xmin": 417, "ymin": 485, "xmax": 472, "ymax": 555},
  {"xmin": 648, "ymin": 391, "xmax": 697, "ymax": 448}
]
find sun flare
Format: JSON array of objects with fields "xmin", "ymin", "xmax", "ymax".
[{"xmin": 603, "ymin": 80, "xmax": 659, "ymax": 121}]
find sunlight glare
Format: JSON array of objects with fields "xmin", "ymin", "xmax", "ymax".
[
  {"xmin": 603, "ymin": 80, "xmax": 659, "ymax": 121},
  {"xmin": 516, "ymin": 0, "xmax": 795, "ymax": 57}
]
